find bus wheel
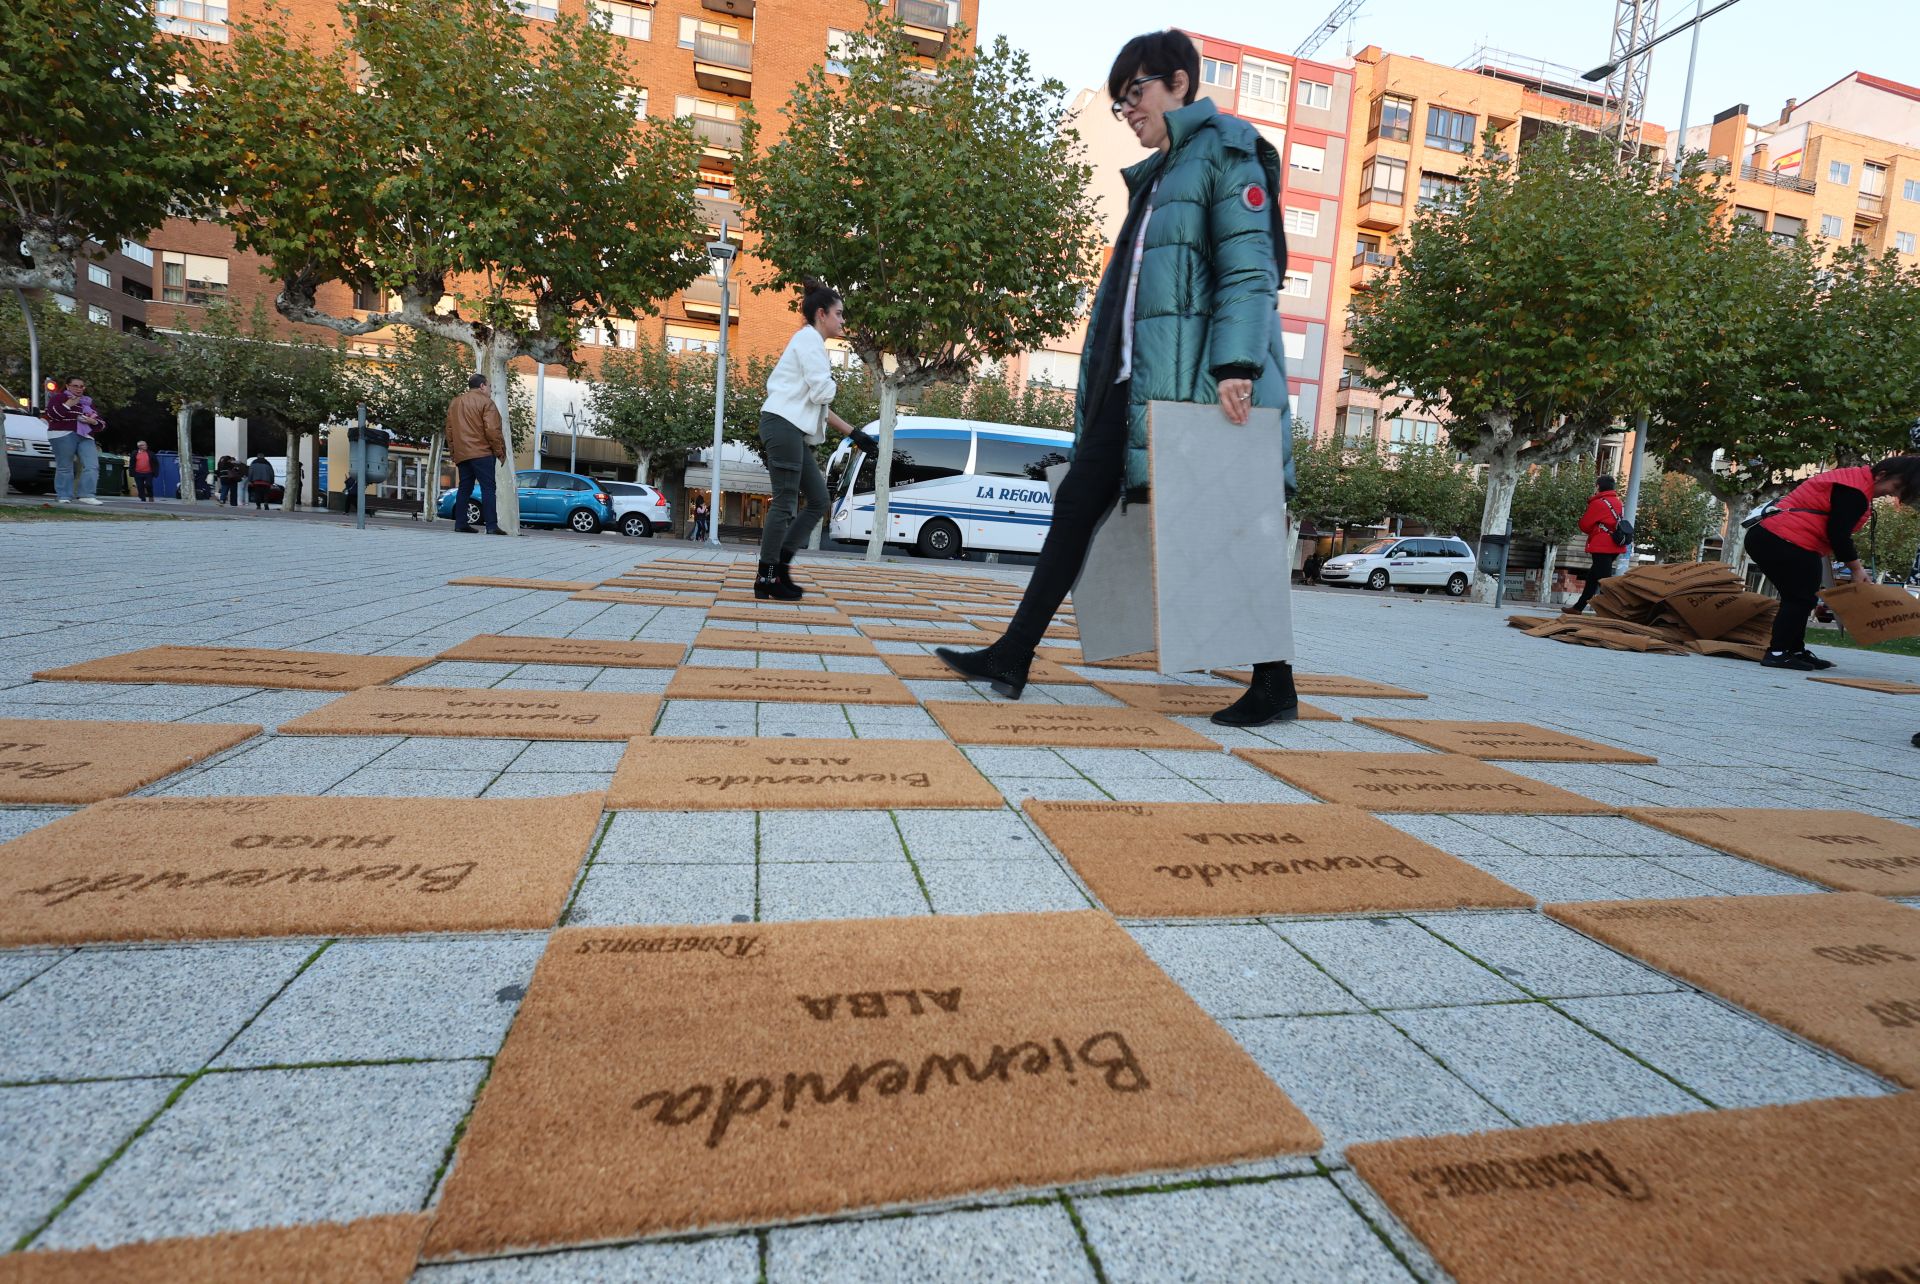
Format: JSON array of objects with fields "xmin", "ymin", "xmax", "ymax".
[{"xmin": 917, "ymin": 518, "xmax": 962, "ymax": 559}]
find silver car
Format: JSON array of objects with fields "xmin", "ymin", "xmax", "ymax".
[{"xmin": 600, "ymin": 480, "xmax": 673, "ymax": 538}]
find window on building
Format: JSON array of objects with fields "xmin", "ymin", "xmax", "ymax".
[
  {"xmin": 975, "ymin": 435, "xmax": 1066, "ymax": 481},
  {"xmin": 160, "ymin": 251, "xmax": 228, "ymax": 306},
  {"xmin": 119, "ymin": 239, "xmax": 153, "ymax": 267},
  {"xmin": 1417, "ymin": 171, "xmax": 1464, "ymax": 209},
  {"xmin": 87, "ymin": 304, "xmax": 112, "ymax": 327},
  {"xmin": 1239, "ymin": 57, "xmax": 1289, "ymax": 118},
  {"xmin": 1201, "ymin": 58, "xmax": 1236, "ymax": 91},
  {"xmin": 679, "ymin": 16, "xmax": 738, "ymax": 48},
  {"xmin": 1820, "ymin": 214, "xmax": 1844, "ymax": 238},
  {"xmin": 1298, "ymin": 80, "xmax": 1332, "ymax": 111},
  {"xmin": 1283, "ymin": 206, "xmax": 1319, "ymax": 237},
  {"xmin": 508, "ymin": 0, "xmax": 558, "ymax": 21},
  {"xmin": 825, "ymin": 340, "xmax": 861, "ymax": 369},
  {"xmin": 1025, "ymin": 350, "xmax": 1079, "ymax": 388},
  {"xmin": 1339, "ymin": 406, "xmax": 1376, "ymax": 446},
  {"xmin": 121, "ymin": 278, "xmax": 153, "ymax": 302},
  {"xmin": 1426, "ymin": 105, "xmax": 1475, "ymax": 153},
  {"xmin": 1369, "ymin": 94, "xmax": 1413, "ymax": 142},
  {"xmin": 665, "ymin": 322, "xmax": 720, "ymax": 354},
  {"xmin": 1281, "ymin": 270, "xmax": 1313, "ymax": 298},
  {"xmin": 1862, "ymin": 162, "xmax": 1888, "ymax": 197},
  {"xmin": 826, "ymin": 28, "xmax": 853, "ymax": 76},
  {"xmin": 1771, "ymin": 213, "xmax": 1805, "ymax": 242},
  {"xmin": 1355, "ymin": 232, "xmax": 1381, "ymax": 257},
  {"xmin": 617, "ymin": 86, "xmax": 648, "ymax": 119},
  {"xmin": 1388, "ymin": 416, "xmax": 1439, "ymax": 452},
  {"xmin": 1899, "ymin": 231, "xmax": 1918, "ymax": 255},
  {"xmin": 676, "ymin": 95, "xmax": 738, "ymax": 121},
  {"xmin": 1732, "ymin": 205, "xmax": 1766, "ymax": 228},
  {"xmin": 352, "ymin": 283, "xmax": 398, "ymax": 311},
  {"xmin": 588, "ymin": 0, "xmax": 649, "ymax": 39},
  {"xmin": 1828, "ymin": 159, "xmax": 1852, "ymax": 185},
  {"xmin": 580, "ymin": 317, "xmax": 639, "ymax": 348},
  {"xmin": 1282, "ymin": 328, "xmax": 1307, "ymax": 361},
  {"xmin": 86, "ymin": 264, "xmax": 112, "ymax": 288},
  {"xmin": 154, "ymin": 0, "xmax": 228, "ymax": 42},
  {"xmin": 1290, "ymin": 142, "xmax": 1326, "ymax": 173},
  {"xmin": 694, "ymin": 176, "xmax": 735, "ymax": 200},
  {"xmin": 1359, "ymin": 156, "xmax": 1406, "ymax": 206}
]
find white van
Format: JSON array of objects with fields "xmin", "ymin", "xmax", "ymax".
[
  {"xmin": 3, "ymin": 411, "xmax": 54, "ymax": 494},
  {"xmin": 825, "ymin": 419, "xmax": 1073, "ymax": 558}
]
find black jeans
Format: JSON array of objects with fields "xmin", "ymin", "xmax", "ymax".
[
  {"xmin": 1746, "ymin": 525, "xmax": 1824, "ymax": 654},
  {"xmin": 135, "ymin": 474, "xmax": 154, "ymax": 501},
  {"xmin": 1572, "ymin": 552, "xmax": 1616, "ymax": 611},
  {"xmin": 455, "ymin": 457, "xmax": 499, "ymax": 531},
  {"xmin": 758, "ymin": 412, "xmax": 828, "ymax": 561},
  {"xmin": 1001, "ymin": 383, "xmax": 1131, "ymax": 654}
]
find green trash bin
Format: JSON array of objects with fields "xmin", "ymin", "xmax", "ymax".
[{"xmin": 96, "ymin": 453, "xmax": 129, "ymax": 498}]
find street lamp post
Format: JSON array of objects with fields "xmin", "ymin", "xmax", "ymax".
[
  {"xmin": 563, "ymin": 403, "xmax": 579, "ymax": 476},
  {"xmin": 705, "ymin": 217, "xmax": 736, "ymax": 550}
]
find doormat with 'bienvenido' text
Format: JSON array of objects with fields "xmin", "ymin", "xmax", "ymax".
[
  {"xmin": 0, "ymin": 718, "xmax": 259, "ymax": 804},
  {"xmin": 1355, "ymin": 720, "xmax": 1656, "ymax": 763},
  {"xmin": 1234, "ymin": 750, "xmax": 1614, "ymax": 815},
  {"xmin": 608, "ymin": 738, "xmax": 1002, "ymax": 810},
  {"xmin": 279, "ymin": 687, "xmax": 659, "ymax": 740},
  {"xmin": 34, "ymin": 646, "xmax": 429, "ymax": 691}
]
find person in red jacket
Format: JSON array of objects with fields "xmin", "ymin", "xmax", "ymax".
[
  {"xmin": 1564, "ymin": 475, "xmax": 1629, "ymax": 615},
  {"xmin": 1747, "ymin": 456, "xmax": 1920, "ymax": 671}
]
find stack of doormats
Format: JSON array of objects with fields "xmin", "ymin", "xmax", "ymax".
[{"xmin": 1508, "ymin": 561, "xmax": 1778, "ymax": 661}]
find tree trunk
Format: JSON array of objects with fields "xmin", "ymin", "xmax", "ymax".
[
  {"xmin": 863, "ymin": 374, "xmax": 901, "ymax": 563},
  {"xmin": 1541, "ymin": 542, "xmax": 1559, "ymax": 605},
  {"xmin": 175, "ymin": 406, "xmax": 197, "ymax": 505},
  {"xmin": 280, "ymin": 431, "xmax": 300, "ymax": 511},
  {"xmin": 486, "ymin": 347, "xmax": 521, "ymax": 537},
  {"xmin": 423, "ymin": 432, "xmax": 445, "ymax": 522},
  {"xmin": 1471, "ymin": 449, "xmax": 1522, "ymax": 604},
  {"xmin": 1722, "ymin": 495, "xmax": 1752, "ymax": 580}
]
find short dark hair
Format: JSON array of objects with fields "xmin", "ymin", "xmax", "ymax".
[
  {"xmin": 1871, "ymin": 455, "xmax": 1920, "ymax": 504},
  {"xmin": 1595, "ymin": 474, "xmax": 1615, "ymax": 491},
  {"xmin": 467, "ymin": 373, "xmax": 487, "ymax": 389},
  {"xmin": 802, "ymin": 282, "xmax": 842, "ymax": 325},
  {"xmin": 1108, "ymin": 30, "xmax": 1200, "ymax": 107}
]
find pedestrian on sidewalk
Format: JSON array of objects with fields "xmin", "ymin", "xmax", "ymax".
[
  {"xmin": 44, "ymin": 377, "xmax": 104, "ymax": 505},
  {"xmin": 445, "ymin": 374, "xmax": 507, "ymax": 535},
  {"xmin": 216, "ymin": 455, "xmax": 244, "ymax": 507},
  {"xmin": 691, "ymin": 498, "xmax": 709, "ymax": 542},
  {"xmin": 131, "ymin": 441, "xmax": 157, "ymax": 502},
  {"xmin": 1564, "ymin": 474, "xmax": 1629, "ymax": 615},
  {"xmin": 1747, "ymin": 456, "xmax": 1920, "ymax": 671},
  {"xmin": 935, "ymin": 29, "xmax": 1298, "ymax": 725},
  {"xmin": 753, "ymin": 283, "xmax": 871, "ymax": 599},
  {"xmin": 247, "ymin": 453, "xmax": 276, "ymax": 510}
]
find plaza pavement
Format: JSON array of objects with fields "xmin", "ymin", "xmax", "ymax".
[{"xmin": 1, "ymin": 514, "xmax": 1916, "ymax": 1281}]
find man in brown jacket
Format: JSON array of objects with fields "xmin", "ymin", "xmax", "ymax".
[{"xmin": 446, "ymin": 373, "xmax": 508, "ymax": 534}]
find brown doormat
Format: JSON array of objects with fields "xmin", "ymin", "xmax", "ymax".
[
  {"xmin": 1038, "ymin": 648, "xmax": 1160, "ymax": 671},
  {"xmin": 571, "ymin": 590, "xmax": 715, "ymax": 607},
  {"xmin": 438, "ymin": 635, "xmax": 687, "ymax": 669},
  {"xmin": 1213, "ymin": 671, "xmax": 1429, "ymax": 699},
  {"xmin": 1546, "ymin": 892, "xmax": 1920, "ymax": 1086},
  {"xmin": 1625, "ymin": 807, "xmax": 1920, "ymax": 895},
  {"xmin": 707, "ymin": 604, "xmax": 853, "ymax": 627},
  {"xmin": 421, "ymin": 910, "xmax": 1318, "ymax": 1258},
  {"xmin": 0, "ymin": 793, "xmax": 604, "ymax": 947},
  {"xmin": 447, "ymin": 577, "xmax": 596, "ymax": 592},
  {"xmin": 859, "ymin": 625, "xmax": 993, "ymax": 645},
  {"xmin": 608, "ymin": 737, "xmax": 1001, "ymax": 810},
  {"xmin": 1811, "ymin": 675, "xmax": 1920, "ymax": 694},
  {"xmin": 666, "ymin": 667, "xmax": 916, "ymax": 706},
  {"xmin": 0, "ymin": 718, "xmax": 260, "ymax": 804},
  {"xmin": 1346, "ymin": 1093, "xmax": 1920, "ymax": 1284},
  {"xmin": 598, "ymin": 579, "xmax": 723, "ymax": 596},
  {"xmin": 1023, "ymin": 801, "xmax": 1530, "ymax": 917},
  {"xmin": 695, "ymin": 628, "xmax": 878, "ymax": 657},
  {"xmin": 280, "ymin": 687, "xmax": 660, "ymax": 740},
  {"xmin": 843, "ymin": 604, "xmax": 967, "ymax": 621},
  {"xmin": 1235, "ymin": 751, "xmax": 1615, "ymax": 815},
  {"xmin": 883, "ymin": 653, "xmax": 1089, "ymax": 685},
  {"xmin": 1355, "ymin": 720, "xmax": 1656, "ymax": 763},
  {"xmin": 0, "ymin": 1215, "xmax": 429, "ymax": 1284},
  {"xmin": 1821, "ymin": 580, "xmax": 1920, "ymax": 646},
  {"xmin": 926, "ymin": 701, "xmax": 1215, "ymax": 750},
  {"xmin": 33, "ymin": 646, "xmax": 430, "ymax": 691},
  {"xmin": 1095, "ymin": 683, "xmax": 1338, "ymax": 721}
]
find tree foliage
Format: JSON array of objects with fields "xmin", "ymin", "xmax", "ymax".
[
  {"xmin": 1384, "ymin": 443, "xmax": 1482, "ymax": 537},
  {"xmin": 1870, "ymin": 499, "xmax": 1920, "ymax": 581},
  {"xmin": 0, "ymin": 296, "xmax": 152, "ymax": 409},
  {"xmin": 1291, "ymin": 435, "xmax": 1390, "ymax": 531},
  {"xmin": 1510, "ymin": 460, "xmax": 1597, "ymax": 547},
  {"xmin": 1638, "ymin": 469, "xmax": 1719, "ymax": 563},
  {"xmin": 353, "ymin": 331, "xmax": 531, "ymax": 448},
  {"xmin": 915, "ymin": 369, "xmax": 1075, "ymax": 431}
]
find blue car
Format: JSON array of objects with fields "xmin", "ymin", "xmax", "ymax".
[{"xmin": 438, "ymin": 469, "xmax": 616, "ymax": 534}]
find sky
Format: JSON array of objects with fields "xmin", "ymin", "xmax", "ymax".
[{"xmin": 978, "ymin": 0, "xmax": 1906, "ymax": 141}]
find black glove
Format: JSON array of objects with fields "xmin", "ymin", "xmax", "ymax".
[{"xmin": 849, "ymin": 429, "xmax": 880, "ymax": 455}]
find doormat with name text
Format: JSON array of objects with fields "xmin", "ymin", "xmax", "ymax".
[
  {"xmin": 926, "ymin": 702, "xmax": 1215, "ymax": 750},
  {"xmin": 665, "ymin": 668, "xmax": 917, "ymax": 706},
  {"xmin": 883, "ymin": 654, "xmax": 1089, "ymax": 686},
  {"xmin": 609, "ymin": 738, "xmax": 1002, "ymax": 810},
  {"xmin": 695, "ymin": 629, "xmax": 879, "ymax": 657},
  {"xmin": 1626, "ymin": 808, "xmax": 1920, "ymax": 896},
  {"xmin": 1095, "ymin": 683, "xmax": 1339, "ymax": 721},
  {"xmin": 0, "ymin": 718, "xmax": 260, "ymax": 804},
  {"xmin": 1355, "ymin": 720, "xmax": 1656, "ymax": 763},
  {"xmin": 437, "ymin": 635, "xmax": 686, "ymax": 669},
  {"xmin": 34, "ymin": 646, "xmax": 429, "ymax": 691},
  {"xmin": 1235, "ymin": 751, "xmax": 1613, "ymax": 814},
  {"xmin": 280, "ymin": 687, "xmax": 659, "ymax": 741}
]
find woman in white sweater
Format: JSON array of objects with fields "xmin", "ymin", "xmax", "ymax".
[{"xmin": 754, "ymin": 283, "xmax": 870, "ymax": 600}]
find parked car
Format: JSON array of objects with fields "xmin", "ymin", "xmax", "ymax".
[
  {"xmin": 600, "ymin": 480, "xmax": 673, "ymax": 538},
  {"xmin": 1317, "ymin": 535, "xmax": 1476, "ymax": 596},
  {"xmin": 4, "ymin": 411, "xmax": 54, "ymax": 493},
  {"xmin": 436, "ymin": 469, "xmax": 615, "ymax": 533}
]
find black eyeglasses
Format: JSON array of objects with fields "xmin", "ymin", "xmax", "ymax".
[{"xmin": 1110, "ymin": 75, "xmax": 1168, "ymax": 118}]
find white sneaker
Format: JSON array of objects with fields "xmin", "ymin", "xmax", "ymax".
[{"xmin": 76, "ymin": 497, "xmax": 104, "ymax": 506}]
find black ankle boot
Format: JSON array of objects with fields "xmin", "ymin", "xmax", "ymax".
[
  {"xmin": 934, "ymin": 641, "xmax": 1033, "ymax": 700},
  {"xmin": 753, "ymin": 561, "xmax": 801, "ymax": 601},
  {"xmin": 1210, "ymin": 661, "xmax": 1298, "ymax": 727},
  {"xmin": 775, "ymin": 552, "xmax": 804, "ymax": 599}
]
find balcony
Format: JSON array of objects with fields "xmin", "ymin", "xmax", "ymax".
[
  {"xmin": 1357, "ymin": 195, "xmax": 1403, "ymax": 231},
  {"xmin": 693, "ymin": 31, "xmax": 752, "ymax": 96},
  {"xmin": 1351, "ymin": 251, "xmax": 1395, "ymax": 290},
  {"xmin": 1857, "ymin": 192, "xmax": 1885, "ymax": 220},
  {"xmin": 1738, "ymin": 163, "xmax": 1816, "ymax": 194},
  {"xmin": 686, "ymin": 114, "xmax": 743, "ymax": 169},
  {"xmin": 702, "ymin": 0, "xmax": 753, "ymax": 13},
  {"xmin": 896, "ymin": 0, "xmax": 950, "ymax": 56},
  {"xmin": 682, "ymin": 275, "xmax": 739, "ymax": 321}
]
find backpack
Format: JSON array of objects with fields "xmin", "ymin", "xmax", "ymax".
[{"xmin": 1602, "ymin": 497, "xmax": 1634, "ymax": 547}]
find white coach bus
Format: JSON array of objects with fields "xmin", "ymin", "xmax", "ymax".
[{"xmin": 825, "ymin": 418, "xmax": 1074, "ymax": 559}]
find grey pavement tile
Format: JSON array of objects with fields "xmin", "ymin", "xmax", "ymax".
[
  {"xmin": 150, "ymin": 764, "xmax": 362, "ymax": 796},
  {"xmin": 1055, "ymin": 749, "xmax": 1179, "ymax": 779},
  {"xmin": 990, "ymin": 776, "xmax": 1111, "ymax": 804},
  {"xmin": 1325, "ymin": 1168, "xmax": 1449, "ymax": 1283},
  {"xmin": 327, "ymin": 768, "xmax": 496, "ymax": 798},
  {"xmin": 481, "ymin": 771, "xmax": 613, "ymax": 798},
  {"xmin": 759, "ymin": 809, "xmax": 904, "ymax": 862},
  {"xmin": 0, "ymin": 941, "xmax": 315, "ymax": 1081},
  {"xmin": 906, "ymin": 679, "xmax": 989, "ymax": 702},
  {"xmin": 566, "ymin": 863, "xmax": 754, "ymax": 928},
  {"xmin": 1227, "ymin": 1014, "xmax": 1510, "ymax": 1152},
  {"xmin": 1074, "ymin": 1176, "xmax": 1416, "ymax": 1283},
  {"xmin": 0, "ymin": 1078, "xmax": 181, "ymax": 1247},
  {"xmin": 1555, "ymin": 992, "xmax": 1892, "ymax": 1109},
  {"xmin": 961, "ymin": 747, "xmax": 1077, "ymax": 778},
  {"xmin": 0, "ymin": 950, "xmax": 69, "ymax": 1000},
  {"xmin": 489, "ymin": 678, "xmax": 592, "ymax": 691},
  {"xmin": 819, "ymin": 654, "xmax": 891, "ymax": 674},
  {"xmin": 1457, "ymin": 815, "xmax": 1625, "ymax": 857},
  {"xmin": 599, "ymin": 810, "xmax": 758, "ymax": 864},
  {"xmin": 1389, "ymin": 1003, "xmax": 1707, "ymax": 1127},
  {"xmin": 757, "ymin": 861, "xmax": 929, "ymax": 921},
  {"xmin": 1146, "ymin": 750, "xmax": 1267, "ymax": 781},
  {"xmin": 1459, "ymin": 854, "xmax": 1617, "ymax": 903},
  {"xmin": 1538, "ymin": 814, "xmax": 1721, "ymax": 856},
  {"xmin": 1411, "ymin": 912, "xmax": 1680, "ymax": 999},
  {"xmin": 0, "ymin": 808, "xmax": 75, "ymax": 844},
  {"xmin": 418, "ymin": 1235, "xmax": 760, "ymax": 1282},
  {"xmin": 37, "ymin": 1061, "xmax": 487, "ymax": 1250},
  {"xmin": 584, "ymin": 669, "xmax": 675, "ymax": 693},
  {"xmin": 1555, "ymin": 856, "xmax": 1730, "ymax": 900},
  {"xmin": 768, "ymin": 1203, "xmax": 1094, "ymax": 1284},
  {"xmin": 372, "ymin": 738, "xmax": 529, "ymax": 771},
  {"xmin": 918, "ymin": 859, "xmax": 1091, "ymax": 914},
  {"xmin": 508, "ymin": 741, "xmax": 629, "ymax": 772},
  {"xmin": 1377, "ymin": 814, "xmax": 1524, "ymax": 857},
  {"xmin": 895, "ymin": 808, "xmax": 1046, "ymax": 862},
  {"xmin": 1095, "ymin": 778, "xmax": 1220, "ymax": 804},
  {"xmin": 1129, "ymin": 924, "xmax": 1356, "ymax": 1018},
  {"xmin": 1645, "ymin": 854, "xmax": 1829, "ymax": 895},
  {"xmin": 1196, "ymin": 777, "xmax": 1324, "ymax": 804},
  {"xmin": 1277, "ymin": 918, "xmax": 1526, "ymax": 1009},
  {"xmin": 214, "ymin": 736, "xmax": 405, "ymax": 771},
  {"xmin": 216, "ymin": 935, "xmax": 548, "ymax": 1067}
]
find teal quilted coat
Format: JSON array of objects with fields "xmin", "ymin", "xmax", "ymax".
[{"xmin": 1074, "ymin": 97, "xmax": 1294, "ymax": 494}]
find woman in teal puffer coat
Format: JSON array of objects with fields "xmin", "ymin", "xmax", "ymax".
[{"xmin": 938, "ymin": 28, "xmax": 1298, "ymax": 725}]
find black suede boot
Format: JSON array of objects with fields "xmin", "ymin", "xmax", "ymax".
[
  {"xmin": 1210, "ymin": 661, "xmax": 1298, "ymax": 727},
  {"xmin": 934, "ymin": 640, "xmax": 1033, "ymax": 700},
  {"xmin": 754, "ymin": 561, "xmax": 801, "ymax": 601},
  {"xmin": 775, "ymin": 551, "xmax": 804, "ymax": 599}
]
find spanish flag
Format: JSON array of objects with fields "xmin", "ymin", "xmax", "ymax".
[{"xmin": 1773, "ymin": 147, "xmax": 1803, "ymax": 175}]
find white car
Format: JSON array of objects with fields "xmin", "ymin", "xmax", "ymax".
[
  {"xmin": 1317, "ymin": 535, "xmax": 1477, "ymax": 596},
  {"xmin": 601, "ymin": 480, "xmax": 673, "ymax": 538}
]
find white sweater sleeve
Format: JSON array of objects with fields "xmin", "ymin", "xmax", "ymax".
[{"xmin": 796, "ymin": 329, "xmax": 838, "ymax": 406}]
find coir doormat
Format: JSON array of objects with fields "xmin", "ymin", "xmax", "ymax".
[
  {"xmin": 858, "ymin": 625, "xmax": 993, "ymax": 646},
  {"xmin": 836, "ymin": 604, "xmax": 959, "ymax": 620},
  {"xmin": 1810, "ymin": 676, "xmax": 1920, "ymax": 694},
  {"xmin": 608, "ymin": 738, "xmax": 1001, "ymax": 810},
  {"xmin": 600, "ymin": 577, "xmax": 724, "ymax": 595},
  {"xmin": 1355, "ymin": 720, "xmax": 1656, "ymax": 763},
  {"xmin": 926, "ymin": 702, "xmax": 1215, "ymax": 750},
  {"xmin": 0, "ymin": 718, "xmax": 259, "ymax": 804},
  {"xmin": 1095, "ymin": 683, "xmax": 1338, "ymax": 721},
  {"xmin": 1209, "ymin": 671, "xmax": 1427, "ymax": 699},
  {"xmin": 1022, "ymin": 801, "xmax": 1531, "ymax": 917},
  {"xmin": 420, "ymin": 911, "xmax": 1319, "ymax": 1258},
  {"xmin": 447, "ymin": 577, "xmax": 596, "ymax": 592},
  {"xmin": 0, "ymin": 1215, "xmax": 428, "ymax": 1284},
  {"xmin": 34, "ymin": 646, "xmax": 429, "ymax": 691},
  {"xmin": 707, "ymin": 605, "xmax": 854, "ymax": 628},
  {"xmin": 695, "ymin": 628, "xmax": 878, "ymax": 657},
  {"xmin": 1346, "ymin": 1093, "xmax": 1920, "ymax": 1284},
  {"xmin": 1041, "ymin": 648, "xmax": 1160, "ymax": 671},
  {"xmin": 1626, "ymin": 808, "xmax": 1920, "ymax": 896},
  {"xmin": 1235, "ymin": 751, "xmax": 1613, "ymax": 815},
  {"xmin": 0, "ymin": 793, "xmax": 604, "ymax": 947},
  {"xmin": 437, "ymin": 635, "xmax": 686, "ymax": 669},
  {"xmin": 280, "ymin": 687, "xmax": 659, "ymax": 740},
  {"xmin": 883, "ymin": 654, "xmax": 1089, "ymax": 685},
  {"xmin": 1546, "ymin": 892, "xmax": 1920, "ymax": 1087},
  {"xmin": 665, "ymin": 668, "xmax": 916, "ymax": 706},
  {"xmin": 571, "ymin": 590, "xmax": 715, "ymax": 607}
]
